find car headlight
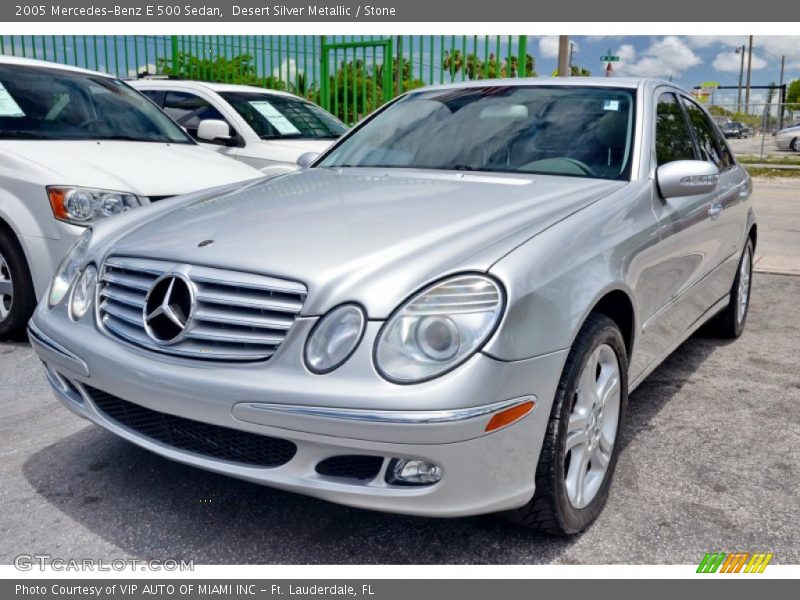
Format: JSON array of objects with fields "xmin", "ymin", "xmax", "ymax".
[
  {"xmin": 48, "ymin": 186, "xmax": 142, "ymax": 226},
  {"xmin": 305, "ymin": 304, "xmax": 366, "ymax": 374},
  {"xmin": 375, "ymin": 274, "xmax": 505, "ymax": 383},
  {"xmin": 69, "ymin": 265, "xmax": 97, "ymax": 320},
  {"xmin": 48, "ymin": 229, "xmax": 92, "ymax": 308}
]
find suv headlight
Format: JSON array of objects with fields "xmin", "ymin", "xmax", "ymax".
[
  {"xmin": 48, "ymin": 229, "xmax": 92, "ymax": 308},
  {"xmin": 48, "ymin": 186, "xmax": 142, "ymax": 226},
  {"xmin": 375, "ymin": 274, "xmax": 505, "ymax": 383}
]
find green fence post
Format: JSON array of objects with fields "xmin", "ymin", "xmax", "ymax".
[
  {"xmin": 319, "ymin": 36, "xmax": 329, "ymax": 112},
  {"xmin": 171, "ymin": 35, "xmax": 179, "ymax": 75},
  {"xmin": 518, "ymin": 35, "xmax": 527, "ymax": 78}
]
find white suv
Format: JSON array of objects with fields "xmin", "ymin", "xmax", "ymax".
[
  {"xmin": 130, "ymin": 80, "xmax": 347, "ymax": 174},
  {"xmin": 0, "ymin": 57, "xmax": 263, "ymax": 340}
]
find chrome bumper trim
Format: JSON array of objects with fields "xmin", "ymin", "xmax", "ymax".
[
  {"xmin": 238, "ymin": 395, "xmax": 536, "ymax": 424},
  {"xmin": 27, "ymin": 321, "xmax": 89, "ymax": 377}
]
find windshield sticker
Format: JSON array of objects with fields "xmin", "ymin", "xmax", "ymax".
[
  {"xmin": 248, "ymin": 100, "xmax": 301, "ymax": 135},
  {"xmin": 0, "ymin": 82, "xmax": 25, "ymax": 117},
  {"xmin": 603, "ymin": 99, "xmax": 620, "ymax": 111}
]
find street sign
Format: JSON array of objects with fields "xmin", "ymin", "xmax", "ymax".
[{"xmin": 601, "ymin": 47, "xmax": 620, "ymax": 62}]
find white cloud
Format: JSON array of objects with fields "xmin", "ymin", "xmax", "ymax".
[
  {"xmin": 273, "ymin": 58, "xmax": 301, "ymax": 83},
  {"xmin": 614, "ymin": 36, "xmax": 701, "ymax": 78},
  {"xmin": 538, "ymin": 36, "xmax": 559, "ymax": 59},
  {"xmin": 712, "ymin": 50, "xmax": 767, "ymax": 73},
  {"xmin": 686, "ymin": 35, "xmax": 748, "ymax": 49}
]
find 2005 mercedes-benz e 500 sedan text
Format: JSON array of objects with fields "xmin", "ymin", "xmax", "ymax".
[{"xmin": 30, "ymin": 78, "xmax": 755, "ymax": 535}]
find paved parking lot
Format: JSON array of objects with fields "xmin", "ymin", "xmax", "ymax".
[
  {"xmin": 728, "ymin": 135, "xmax": 798, "ymax": 158},
  {"xmin": 1, "ymin": 181, "xmax": 798, "ymax": 565}
]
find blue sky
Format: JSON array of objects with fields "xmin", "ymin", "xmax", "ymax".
[{"xmin": 535, "ymin": 35, "xmax": 800, "ymax": 104}]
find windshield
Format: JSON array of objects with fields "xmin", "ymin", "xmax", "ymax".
[
  {"xmin": 0, "ymin": 64, "xmax": 192, "ymax": 143},
  {"xmin": 218, "ymin": 91, "xmax": 347, "ymax": 140},
  {"xmin": 319, "ymin": 86, "xmax": 636, "ymax": 180}
]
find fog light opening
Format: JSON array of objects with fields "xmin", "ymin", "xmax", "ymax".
[
  {"xmin": 485, "ymin": 400, "xmax": 535, "ymax": 432},
  {"xmin": 386, "ymin": 458, "xmax": 442, "ymax": 486}
]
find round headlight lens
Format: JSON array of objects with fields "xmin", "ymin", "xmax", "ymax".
[
  {"xmin": 48, "ymin": 230, "xmax": 92, "ymax": 308},
  {"xmin": 305, "ymin": 304, "xmax": 366, "ymax": 374},
  {"xmin": 375, "ymin": 274, "xmax": 504, "ymax": 383},
  {"xmin": 63, "ymin": 190, "xmax": 95, "ymax": 222},
  {"xmin": 69, "ymin": 265, "xmax": 97, "ymax": 320},
  {"xmin": 100, "ymin": 194, "xmax": 126, "ymax": 217}
]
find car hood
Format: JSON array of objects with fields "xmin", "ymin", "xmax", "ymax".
[
  {"xmin": 0, "ymin": 140, "xmax": 261, "ymax": 196},
  {"xmin": 106, "ymin": 167, "xmax": 626, "ymax": 316},
  {"xmin": 241, "ymin": 138, "xmax": 336, "ymax": 163}
]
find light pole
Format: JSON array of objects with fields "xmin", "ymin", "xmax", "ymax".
[
  {"xmin": 735, "ymin": 44, "xmax": 745, "ymax": 114},
  {"xmin": 745, "ymin": 35, "xmax": 753, "ymax": 114}
]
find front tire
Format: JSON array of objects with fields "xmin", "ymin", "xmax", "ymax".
[
  {"xmin": 711, "ymin": 238, "xmax": 753, "ymax": 338},
  {"xmin": 503, "ymin": 314, "xmax": 628, "ymax": 535},
  {"xmin": 0, "ymin": 228, "xmax": 36, "ymax": 341}
]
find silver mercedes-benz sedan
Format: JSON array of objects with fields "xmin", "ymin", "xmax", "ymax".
[{"xmin": 29, "ymin": 78, "xmax": 755, "ymax": 535}]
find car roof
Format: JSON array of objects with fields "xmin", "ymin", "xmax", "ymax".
[
  {"xmin": 0, "ymin": 55, "xmax": 114, "ymax": 78},
  {"xmin": 129, "ymin": 79, "xmax": 301, "ymax": 99},
  {"xmin": 412, "ymin": 76, "xmax": 674, "ymax": 93}
]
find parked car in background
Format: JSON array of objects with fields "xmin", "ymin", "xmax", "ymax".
[
  {"xmin": 0, "ymin": 57, "xmax": 262, "ymax": 340},
  {"xmin": 130, "ymin": 80, "xmax": 347, "ymax": 174},
  {"xmin": 30, "ymin": 78, "xmax": 755, "ymax": 535},
  {"xmin": 722, "ymin": 121, "xmax": 747, "ymax": 139},
  {"xmin": 775, "ymin": 124, "xmax": 800, "ymax": 151}
]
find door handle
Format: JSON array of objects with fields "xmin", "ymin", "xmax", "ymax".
[{"xmin": 708, "ymin": 202, "xmax": 722, "ymax": 220}]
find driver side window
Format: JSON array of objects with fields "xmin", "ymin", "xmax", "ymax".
[
  {"xmin": 655, "ymin": 92, "xmax": 696, "ymax": 165},
  {"xmin": 162, "ymin": 91, "xmax": 231, "ymax": 140}
]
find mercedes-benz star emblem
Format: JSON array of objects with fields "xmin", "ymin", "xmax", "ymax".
[{"xmin": 143, "ymin": 274, "xmax": 195, "ymax": 345}]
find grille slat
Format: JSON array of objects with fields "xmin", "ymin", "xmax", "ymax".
[
  {"xmin": 97, "ymin": 256, "xmax": 306, "ymax": 362},
  {"xmin": 85, "ymin": 385, "xmax": 297, "ymax": 468}
]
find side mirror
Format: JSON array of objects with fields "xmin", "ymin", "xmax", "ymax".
[
  {"xmin": 657, "ymin": 160, "xmax": 719, "ymax": 199},
  {"xmin": 296, "ymin": 152, "xmax": 320, "ymax": 169},
  {"xmin": 197, "ymin": 119, "xmax": 234, "ymax": 145}
]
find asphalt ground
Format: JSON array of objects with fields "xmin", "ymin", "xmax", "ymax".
[{"xmin": 1, "ymin": 181, "xmax": 798, "ymax": 565}]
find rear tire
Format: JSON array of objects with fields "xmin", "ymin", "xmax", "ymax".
[
  {"xmin": 711, "ymin": 238, "xmax": 753, "ymax": 338},
  {"xmin": 0, "ymin": 228, "xmax": 36, "ymax": 341},
  {"xmin": 503, "ymin": 314, "xmax": 628, "ymax": 535}
]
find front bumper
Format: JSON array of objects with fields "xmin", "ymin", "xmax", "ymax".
[{"xmin": 29, "ymin": 306, "xmax": 567, "ymax": 518}]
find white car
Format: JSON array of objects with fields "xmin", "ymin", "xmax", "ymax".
[
  {"xmin": 775, "ymin": 124, "xmax": 800, "ymax": 152},
  {"xmin": 130, "ymin": 80, "xmax": 347, "ymax": 174},
  {"xmin": 0, "ymin": 57, "xmax": 263, "ymax": 340}
]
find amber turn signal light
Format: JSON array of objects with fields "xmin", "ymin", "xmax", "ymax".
[{"xmin": 485, "ymin": 400, "xmax": 535, "ymax": 432}]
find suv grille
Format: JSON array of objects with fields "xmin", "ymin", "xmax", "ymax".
[
  {"xmin": 97, "ymin": 256, "xmax": 306, "ymax": 361},
  {"xmin": 86, "ymin": 385, "xmax": 297, "ymax": 468}
]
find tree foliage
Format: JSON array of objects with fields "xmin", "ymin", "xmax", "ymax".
[
  {"xmin": 157, "ymin": 53, "xmax": 288, "ymax": 91},
  {"xmin": 441, "ymin": 49, "xmax": 536, "ymax": 79}
]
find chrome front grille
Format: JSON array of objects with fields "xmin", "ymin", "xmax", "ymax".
[{"xmin": 97, "ymin": 256, "xmax": 307, "ymax": 361}]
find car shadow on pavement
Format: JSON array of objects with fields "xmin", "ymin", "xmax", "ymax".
[{"xmin": 21, "ymin": 329, "xmax": 728, "ymax": 565}]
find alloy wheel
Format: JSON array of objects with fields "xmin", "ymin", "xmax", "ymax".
[
  {"xmin": 0, "ymin": 251, "xmax": 12, "ymax": 321},
  {"xmin": 737, "ymin": 246, "xmax": 752, "ymax": 325},
  {"xmin": 564, "ymin": 343, "xmax": 621, "ymax": 509}
]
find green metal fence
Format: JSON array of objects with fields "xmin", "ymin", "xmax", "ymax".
[{"xmin": 0, "ymin": 35, "xmax": 536, "ymax": 124}]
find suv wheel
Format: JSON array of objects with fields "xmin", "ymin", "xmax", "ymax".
[
  {"xmin": 503, "ymin": 314, "xmax": 628, "ymax": 535},
  {"xmin": 0, "ymin": 228, "xmax": 36, "ymax": 341}
]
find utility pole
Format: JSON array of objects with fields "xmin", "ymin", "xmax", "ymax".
[
  {"xmin": 569, "ymin": 42, "xmax": 575, "ymax": 70},
  {"xmin": 778, "ymin": 55, "xmax": 786, "ymax": 130},
  {"xmin": 745, "ymin": 35, "xmax": 753, "ymax": 114},
  {"xmin": 557, "ymin": 36, "xmax": 570, "ymax": 77},
  {"xmin": 735, "ymin": 44, "xmax": 745, "ymax": 114}
]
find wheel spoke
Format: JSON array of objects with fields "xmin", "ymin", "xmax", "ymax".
[
  {"xmin": 566, "ymin": 447, "xmax": 590, "ymax": 507},
  {"xmin": 598, "ymin": 372, "xmax": 620, "ymax": 408},
  {"xmin": 565, "ymin": 428, "xmax": 588, "ymax": 452},
  {"xmin": 593, "ymin": 440, "xmax": 611, "ymax": 470},
  {"xmin": 0, "ymin": 279, "xmax": 12, "ymax": 296}
]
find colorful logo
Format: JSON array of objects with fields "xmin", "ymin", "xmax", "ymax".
[{"xmin": 697, "ymin": 552, "xmax": 773, "ymax": 573}]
